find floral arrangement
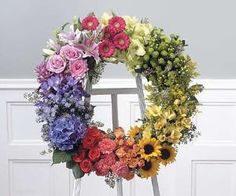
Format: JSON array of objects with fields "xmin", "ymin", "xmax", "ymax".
[{"xmin": 26, "ymin": 12, "xmax": 203, "ymax": 187}]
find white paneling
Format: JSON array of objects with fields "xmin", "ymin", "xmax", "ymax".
[
  {"xmin": 192, "ymin": 161, "xmax": 236, "ymax": 196},
  {"xmin": 195, "ymin": 103, "xmax": 236, "ymax": 145},
  {"xmin": 9, "ymin": 160, "xmax": 52, "ymax": 196},
  {"xmin": 7, "ymin": 102, "xmax": 42, "ymax": 144}
]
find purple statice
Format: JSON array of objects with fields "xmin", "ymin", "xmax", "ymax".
[
  {"xmin": 35, "ymin": 61, "xmax": 52, "ymax": 83},
  {"xmin": 49, "ymin": 115, "xmax": 86, "ymax": 151}
]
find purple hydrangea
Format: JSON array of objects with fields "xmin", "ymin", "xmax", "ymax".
[{"xmin": 49, "ymin": 115, "xmax": 86, "ymax": 151}]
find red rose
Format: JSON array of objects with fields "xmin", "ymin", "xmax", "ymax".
[
  {"xmin": 72, "ymin": 151, "xmax": 85, "ymax": 163},
  {"xmin": 87, "ymin": 127, "xmax": 103, "ymax": 139},
  {"xmin": 80, "ymin": 159, "xmax": 92, "ymax": 173},
  {"xmin": 99, "ymin": 138, "xmax": 117, "ymax": 154},
  {"xmin": 88, "ymin": 148, "xmax": 101, "ymax": 161},
  {"xmin": 82, "ymin": 135, "xmax": 96, "ymax": 149}
]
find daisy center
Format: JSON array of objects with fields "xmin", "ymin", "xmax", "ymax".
[
  {"xmin": 114, "ymin": 22, "xmax": 120, "ymax": 28},
  {"xmin": 88, "ymin": 21, "xmax": 93, "ymax": 27},
  {"xmin": 160, "ymin": 149, "xmax": 171, "ymax": 160},
  {"xmin": 118, "ymin": 39, "xmax": 125, "ymax": 45},
  {"xmin": 144, "ymin": 144, "xmax": 154, "ymax": 154},
  {"xmin": 103, "ymin": 46, "xmax": 110, "ymax": 52},
  {"xmin": 143, "ymin": 161, "xmax": 152, "ymax": 171}
]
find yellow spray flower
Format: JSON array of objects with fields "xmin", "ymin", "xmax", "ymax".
[
  {"xmin": 140, "ymin": 158, "xmax": 160, "ymax": 178},
  {"xmin": 139, "ymin": 137, "xmax": 161, "ymax": 160},
  {"xmin": 128, "ymin": 126, "xmax": 142, "ymax": 139},
  {"xmin": 146, "ymin": 105, "xmax": 162, "ymax": 118},
  {"xmin": 154, "ymin": 117, "xmax": 167, "ymax": 130}
]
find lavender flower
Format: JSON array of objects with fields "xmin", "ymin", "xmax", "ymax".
[{"xmin": 49, "ymin": 115, "xmax": 86, "ymax": 151}]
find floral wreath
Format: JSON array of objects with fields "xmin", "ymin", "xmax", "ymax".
[{"xmin": 27, "ymin": 12, "xmax": 203, "ymax": 187}]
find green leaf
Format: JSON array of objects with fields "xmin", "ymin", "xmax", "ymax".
[
  {"xmin": 52, "ymin": 150, "xmax": 72, "ymax": 164},
  {"xmin": 66, "ymin": 160, "xmax": 75, "ymax": 169},
  {"xmin": 72, "ymin": 165, "xmax": 84, "ymax": 179}
]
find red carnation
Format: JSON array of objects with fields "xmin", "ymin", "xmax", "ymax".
[
  {"xmin": 108, "ymin": 16, "xmax": 126, "ymax": 33},
  {"xmin": 82, "ymin": 135, "xmax": 96, "ymax": 149},
  {"xmin": 72, "ymin": 151, "xmax": 85, "ymax": 163},
  {"xmin": 80, "ymin": 159, "xmax": 92, "ymax": 173},
  {"xmin": 81, "ymin": 16, "xmax": 99, "ymax": 31},
  {"xmin": 113, "ymin": 32, "xmax": 130, "ymax": 50},
  {"xmin": 98, "ymin": 40, "xmax": 115, "ymax": 58},
  {"xmin": 103, "ymin": 153, "xmax": 116, "ymax": 166},
  {"xmin": 88, "ymin": 148, "xmax": 101, "ymax": 161},
  {"xmin": 103, "ymin": 25, "xmax": 116, "ymax": 40}
]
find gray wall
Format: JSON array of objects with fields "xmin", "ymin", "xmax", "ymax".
[{"xmin": 0, "ymin": 0, "xmax": 235, "ymax": 79}]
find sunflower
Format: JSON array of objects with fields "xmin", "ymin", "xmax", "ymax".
[
  {"xmin": 128, "ymin": 126, "xmax": 142, "ymax": 139},
  {"xmin": 139, "ymin": 138, "xmax": 161, "ymax": 160},
  {"xmin": 140, "ymin": 158, "xmax": 160, "ymax": 178},
  {"xmin": 159, "ymin": 144, "xmax": 177, "ymax": 166}
]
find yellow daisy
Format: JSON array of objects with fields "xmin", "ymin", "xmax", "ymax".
[
  {"xmin": 128, "ymin": 126, "xmax": 142, "ymax": 139},
  {"xmin": 140, "ymin": 158, "xmax": 160, "ymax": 178},
  {"xmin": 159, "ymin": 144, "xmax": 177, "ymax": 166},
  {"xmin": 139, "ymin": 138, "xmax": 161, "ymax": 160}
]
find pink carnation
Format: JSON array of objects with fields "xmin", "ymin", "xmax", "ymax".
[
  {"xmin": 60, "ymin": 45, "xmax": 83, "ymax": 61},
  {"xmin": 108, "ymin": 16, "xmax": 126, "ymax": 33},
  {"xmin": 94, "ymin": 159, "xmax": 110, "ymax": 176},
  {"xmin": 82, "ymin": 16, "xmax": 99, "ymax": 31},
  {"xmin": 111, "ymin": 161, "xmax": 129, "ymax": 178},
  {"xmin": 113, "ymin": 32, "xmax": 130, "ymax": 50},
  {"xmin": 99, "ymin": 138, "xmax": 116, "ymax": 154},
  {"xmin": 103, "ymin": 153, "xmax": 116, "ymax": 166},
  {"xmin": 98, "ymin": 40, "xmax": 115, "ymax": 58},
  {"xmin": 35, "ymin": 61, "xmax": 52, "ymax": 83},
  {"xmin": 69, "ymin": 59, "xmax": 88, "ymax": 79},
  {"xmin": 46, "ymin": 55, "xmax": 66, "ymax": 74}
]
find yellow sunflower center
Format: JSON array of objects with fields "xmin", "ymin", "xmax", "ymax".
[
  {"xmin": 144, "ymin": 144, "xmax": 154, "ymax": 154},
  {"xmin": 142, "ymin": 161, "xmax": 152, "ymax": 171},
  {"xmin": 160, "ymin": 149, "xmax": 171, "ymax": 160}
]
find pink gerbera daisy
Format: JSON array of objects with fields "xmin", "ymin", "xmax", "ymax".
[
  {"xmin": 103, "ymin": 25, "xmax": 116, "ymax": 40},
  {"xmin": 81, "ymin": 16, "xmax": 99, "ymax": 31},
  {"xmin": 98, "ymin": 40, "xmax": 115, "ymax": 58},
  {"xmin": 108, "ymin": 16, "xmax": 126, "ymax": 33},
  {"xmin": 113, "ymin": 32, "xmax": 130, "ymax": 50}
]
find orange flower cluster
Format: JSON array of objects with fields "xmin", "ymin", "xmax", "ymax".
[{"xmin": 114, "ymin": 128, "xmax": 144, "ymax": 173}]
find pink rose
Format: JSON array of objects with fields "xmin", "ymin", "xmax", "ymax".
[
  {"xmin": 69, "ymin": 59, "xmax": 88, "ymax": 79},
  {"xmin": 98, "ymin": 138, "xmax": 117, "ymax": 154},
  {"xmin": 111, "ymin": 161, "xmax": 129, "ymax": 178},
  {"xmin": 60, "ymin": 45, "xmax": 83, "ymax": 61},
  {"xmin": 46, "ymin": 55, "xmax": 66, "ymax": 73}
]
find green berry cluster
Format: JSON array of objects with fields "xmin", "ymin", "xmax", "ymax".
[{"xmin": 137, "ymin": 28, "xmax": 199, "ymax": 91}]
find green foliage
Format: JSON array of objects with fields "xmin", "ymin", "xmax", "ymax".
[
  {"xmin": 52, "ymin": 150, "xmax": 72, "ymax": 164},
  {"xmin": 72, "ymin": 165, "xmax": 84, "ymax": 179}
]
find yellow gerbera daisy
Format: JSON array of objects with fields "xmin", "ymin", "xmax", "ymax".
[
  {"xmin": 159, "ymin": 144, "xmax": 177, "ymax": 166},
  {"xmin": 128, "ymin": 126, "xmax": 142, "ymax": 139},
  {"xmin": 140, "ymin": 158, "xmax": 160, "ymax": 178},
  {"xmin": 139, "ymin": 138, "xmax": 161, "ymax": 160}
]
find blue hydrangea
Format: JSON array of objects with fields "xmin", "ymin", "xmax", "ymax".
[{"xmin": 49, "ymin": 115, "xmax": 86, "ymax": 151}]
